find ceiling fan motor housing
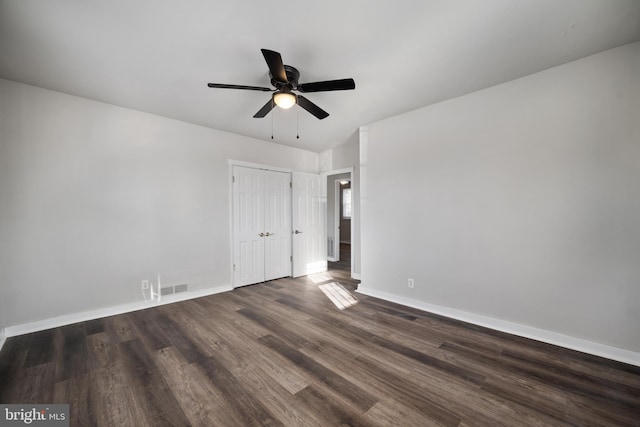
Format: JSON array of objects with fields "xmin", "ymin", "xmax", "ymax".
[{"xmin": 271, "ymin": 65, "xmax": 300, "ymax": 90}]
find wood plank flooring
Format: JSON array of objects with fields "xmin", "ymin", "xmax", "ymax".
[{"xmin": 1, "ymin": 265, "xmax": 639, "ymax": 426}]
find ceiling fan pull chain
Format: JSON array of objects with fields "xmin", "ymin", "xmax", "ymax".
[
  {"xmin": 271, "ymin": 97, "xmax": 274, "ymax": 139},
  {"xmin": 296, "ymin": 104, "xmax": 300, "ymax": 139}
]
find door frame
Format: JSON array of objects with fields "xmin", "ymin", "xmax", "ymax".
[
  {"xmin": 329, "ymin": 178, "xmax": 341, "ymax": 262},
  {"xmin": 322, "ymin": 167, "xmax": 355, "ymax": 278},
  {"xmin": 328, "ymin": 176, "xmax": 348, "ymax": 262},
  {"xmin": 228, "ymin": 160, "xmax": 293, "ymax": 288}
]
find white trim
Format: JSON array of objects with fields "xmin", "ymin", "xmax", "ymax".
[
  {"xmin": 229, "ymin": 163, "xmax": 235, "ymax": 287},
  {"xmin": 321, "ymin": 167, "xmax": 352, "ymax": 177},
  {"xmin": 333, "ymin": 179, "xmax": 341, "ymax": 261},
  {"xmin": 0, "ymin": 328, "xmax": 6, "ymax": 353},
  {"xmin": 228, "ymin": 159, "xmax": 293, "ymax": 289},
  {"xmin": 227, "ymin": 159, "xmax": 292, "ymax": 173},
  {"xmin": 229, "ymin": 162, "xmax": 294, "ymax": 288},
  {"xmin": 4, "ymin": 285, "xmax": 232, "ymax": 338},
  {"xmin": 356, "ymin": 286, "xmax": 640, "ymax": 367},
  {"xmin": 322, "ymin": 167, "xmax": 355, "ymax": 278},
  {"xmin": 351, "ymin": 272, "xmax": 361, "ymax": 280}
]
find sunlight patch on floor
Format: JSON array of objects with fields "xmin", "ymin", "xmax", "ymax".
[
  {"xmin": 309, "ymin": 272, "xmax": 332, "ymax": 284},
  {"xmin": 319, "ymin": 282, "xmax": 358, "ymax": 310}
]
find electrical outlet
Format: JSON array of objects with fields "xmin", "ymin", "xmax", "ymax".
[
  {"xmin": 408, "ymin": 278, "xmax": 415, "ymax": 288},
  {"xmin": 141, "ymin": 280, "xmax": 150, "ymax": 290}
]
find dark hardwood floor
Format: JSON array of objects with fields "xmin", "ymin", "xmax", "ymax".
[
  {"xmin": 2, "ymin": 257, "xmax": 639, "ymax": 426},
  {"xmin": 328, "ymin": 243, "xmax": 352, "ymax": 276}
]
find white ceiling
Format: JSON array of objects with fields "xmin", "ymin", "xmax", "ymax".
[{"xmin": 1, "ymin": 0, "xmax": 640, "ymax": 153}]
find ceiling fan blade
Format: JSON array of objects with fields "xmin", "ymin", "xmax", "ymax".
[
  {"xmin": 253, "ymin": 98, "xmax": 276, "ymax": 118},
  {"xmin": 298, "ymin": 78, "xmax": 355, "ymax": 93},
  {"xmin": 297, "ymin": 95, "xmax": 329, "ymax": 120},
  {"xmin": 261, "ymin": 49, "xmax": 288, "ymax": 83},
  {"xmin": 207, "ymin": 83, "xmax": 272, "ymax": 92}
]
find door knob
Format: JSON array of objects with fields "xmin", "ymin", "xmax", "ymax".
[
  {"xmin": 294, "ymin": 230, "xmax": 303, "ymax": 234},
  {"xmin": 258, "ymin": 232, "xmax": 265, "ymax": 237},
  {"xmin": 265, "ymin": 232, "xmax": 272, "ymax": 236}
]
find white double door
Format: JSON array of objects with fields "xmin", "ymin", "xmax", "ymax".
[{"xmin": 233, "ymin": 166, "xmax": 292, "ymax": 286}]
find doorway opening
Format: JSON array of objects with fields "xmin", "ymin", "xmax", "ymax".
[{"xmin": 325, "ymin": 169, "xmax": 354, "ymax": 280}]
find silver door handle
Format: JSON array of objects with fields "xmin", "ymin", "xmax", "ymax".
[
  {"xmin": 294, "ymin": 230, "xmax": 303, "ymax": 234},
  {"xmin": 258, "ymin": 232, "xmax": 265, "ymax": 237}
]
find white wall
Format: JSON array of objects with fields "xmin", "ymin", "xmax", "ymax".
[
  {"xmin": 0, "ymin": 79, "xmax": 319, "ymax": 328},
  {"xmin": 321, "ymin": 132, "xmax": 361, "ymax": 277},
  {"xmin": 360, "ymin": 42, "xmax": 640, "ymax": 355}
]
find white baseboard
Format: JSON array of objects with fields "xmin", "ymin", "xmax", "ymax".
[
  {"xmin": 356, "ymin": 285, "xmax": 640, "ymax": 367},
  {"xmin": 351, "ymin": 272, "xmax": 361, "ymax": 280},
  {"xmin": 4, "ymin": 284, "xmax": 233, "ymax": 339},
  {"xmin": 0, "ymin": 328, "xmax": 6, "ymax": 353},
  {"xmin": 327, "ymin": 256, "xmax": 338, "ymax": 262}
]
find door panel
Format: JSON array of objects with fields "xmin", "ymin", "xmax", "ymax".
[
  {"xmin": 292, "ymin": 172, "xmax": 327, "ymax": 277},
  {"xmin": 264, "ymin": 170, "xmax": 292, "ymax": 281},
  {"xmin": 233, "ymin": 166, "xmax": 265, "ymax": 286}
]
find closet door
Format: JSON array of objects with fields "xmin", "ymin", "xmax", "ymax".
[
  {"xmin": 263, "ymin": 170, "xmax": 292, "ymax": 281},
  {"xmin": 232, "ymin": 166, "xmax": 292, "ymax": 287},
  {"xmin": 233, "ymin": 166, "xmax": 265, "ymax": 286}
]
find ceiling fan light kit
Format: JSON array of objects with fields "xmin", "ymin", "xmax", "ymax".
[
  {"xmin": 207, "ymin": 49, "xmax": 355, "ymax": 120},
  {"xmin": 273, "ymin": 92, "xmax": 296, "ymax": 109}
]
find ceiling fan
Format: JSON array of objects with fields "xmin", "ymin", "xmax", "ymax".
[{"xmin": 207, "ymin": 49, "xmax": 355, "ymax": 120}]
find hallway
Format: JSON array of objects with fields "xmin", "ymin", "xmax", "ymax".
[{"xmin": 328, "ymin": 243, "xmax": 357, "ymax": 292}]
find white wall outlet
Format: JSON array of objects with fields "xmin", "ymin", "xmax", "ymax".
[
  {"xmin": 141, "ymin": 280, "xmax": 150, "ymax": 290},
  {"xmin": 408, "ymin": 278, "xmax": 415, "ymax": 288}
]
